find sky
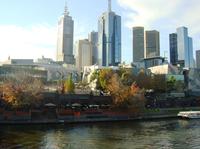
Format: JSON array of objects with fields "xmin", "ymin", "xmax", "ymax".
[{"xmin": 0, "ymin": 0, "xmax": 200, "ymax": 63}]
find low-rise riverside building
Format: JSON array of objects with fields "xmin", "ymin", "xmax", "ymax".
[
  {"xmin": 0, "ymin": 57, "xmax": 78, "ymax": 82},
  {"xmin": 134, "ymin": 56, "xmax": 166, "ymax": 69}
]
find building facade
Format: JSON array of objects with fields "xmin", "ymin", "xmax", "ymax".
[
  {"xmin": 56, "ymin": 4, "xmax": 75, "ymax": 64},
  {"xmin": 196, "ymin": 50, "xmax": 200, "ymax": 68},
  {"xmin": 145, "ymin": 30, "xmax": 160, "ymax": 58},
  {"xmin": 75, "ymin": 39, "xmax": 92, "ymax": 72},
  {"xmin": 98, "ymin": 0, "xmax": 121, "ymax": 66},
  {"xmin": 88, "ymin": 31, "xmax": 98, "ymax": 65},
  {"xmin": 188, "ymin": 37, "xmax": 194, "ymax": 68},
  {"xmin": 176, "ymin": 27, "xmax": 194, "ymax": 68},
  {"xmin": 133, "ymin": 27, "xmax": 144, "ymax": 63},
  {"xmin": 169, "ymin": 33, "xmax": 178, "ymax": 65}
]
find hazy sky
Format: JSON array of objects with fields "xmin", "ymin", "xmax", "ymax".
[{"xmin": 0, "ymin": 0, "xmax": 200, "ymax": 63}]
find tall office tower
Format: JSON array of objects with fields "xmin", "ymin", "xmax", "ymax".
[
  {"xmin": 56, "ymin": 3, "xmax": 75, "ymax": 64},
  {"xmin": 196, "ymin": 50, "xmax": 200, "ymax": 68},
  {"xmin": 75, "ymin": 39, "xmax": 92, "ymax": 72},
  {"xmin": 145, "ymin": 30, "xmax": 160, "ymax": 58},
  {"xmin": 88, "ymin": 31, "xmax": 98, "ymax": 65},
  {"xmin": 188, "ymin": 37, "xmax": 194, "ymax": 68},
  {"xmin": 177, "ymin": 27, "xmax": 194, "ymax": 68},
  {"xmin": 133, "ymin": 27, "xmax": 144, "ymax": 63},
  {"xmin": 169, "ymin": 33, "xmax": 178, "ymax": 65},
  {"xmin": 98, "ymin": 0, "xmax": 121, "ymax": 66}
]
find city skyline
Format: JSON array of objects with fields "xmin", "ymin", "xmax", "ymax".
[{"xmin": 0, "ymin": 0, "xmax": 200, "ymax": 63}]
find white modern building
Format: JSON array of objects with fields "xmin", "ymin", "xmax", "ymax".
[
  {"xmin": 56, "ymin": 3, "xmax": 75, "ymax": 64},
  {"xmin": 75, "ymin": 39, "xmax": 92, "ymax": 73}
]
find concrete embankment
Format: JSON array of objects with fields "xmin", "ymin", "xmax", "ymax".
[{"xmin": 1, "ymin": 107, "xmax": 200, "ymax": 125}]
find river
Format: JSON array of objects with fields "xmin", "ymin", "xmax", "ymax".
[{"xmin": 0, "ymin": 119, "xmax": 200, "ymax": 149}]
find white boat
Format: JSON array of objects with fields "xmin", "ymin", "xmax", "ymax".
[{"xmin": 178, "ymin": 111, "xmax": 200, "ymax": 119}]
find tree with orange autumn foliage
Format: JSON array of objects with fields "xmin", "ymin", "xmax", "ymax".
[
  {"xmin": 2, "ymin": 73, "xmax": 44, "ymax": 108},
  {"xmin": 106, "ymin": 73, "xmax": 145, "ymax": 111}
]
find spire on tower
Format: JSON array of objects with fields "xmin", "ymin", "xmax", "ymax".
[
  {"xmin": 108, "ymin": 0, "xmax": 111, "ymax": 12},
  {"xmin": 64, "ymin": 0, "xmax": 69, "ymax": 15}
]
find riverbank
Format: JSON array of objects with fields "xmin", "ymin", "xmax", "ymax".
[{"xmin": 1, "ymin": 107, "xmax": 200, "ymax": 125}]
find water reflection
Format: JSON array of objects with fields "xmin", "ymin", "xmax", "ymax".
[{"xmin": 1, "ymin": 119, "xmax": 200, "ymax": 149}]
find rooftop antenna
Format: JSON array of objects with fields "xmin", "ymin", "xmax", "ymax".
[
  {"xmin": 64, "ymin": 0, "xmax": 69, "ymax": 15},
  {"xmin": 108, "ymin": 0, "xmax": 111, "ymax": 12}
]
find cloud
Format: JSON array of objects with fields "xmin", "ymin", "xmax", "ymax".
[
  {"xmin": 0, "ymin": 24, "xmax": 57, "ymax": 61},
  {"xmin": 0, "ymin": 22, "xmax": 92, "ymax": 62},
  {"xmin": 117, "ymin": 0, "xmax": 182, "ymax": 28},
  {"xmin": 117, "ymin": 0, "xmax": 200, "ymax": 35}
]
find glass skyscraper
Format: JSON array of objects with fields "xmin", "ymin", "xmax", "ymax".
[
  {"xmin": 88, "ymin": 31, "xmax": 98, "ymax": 65},
  {"xmin": 169, "ymin": 33, "xmax": 178, "ymax": 65},
  {"xmin": 176, "ymin": 27, "xmax": 194, "ymax": 68},
  {"xmin": 56, "ymin": 4, "xmax": 75, "ymax": 64},
  {"xmin": 133, "ymin": 27, "xmax": 144, "ymax": 63},
  {"xmin": 98, "ymin": 0, "xmax": 121, "ymax": 66},
  {"xmin": 196, "ymin": 50, "xmax": 200, "ymax": 68}
]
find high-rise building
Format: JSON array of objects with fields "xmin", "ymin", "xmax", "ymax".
[
  {"xmin": 176, "ymin": 27, "xmax": 194, "ymax": 68},
  {"xmin": 56, "ymin": 3, "xmax": 75, "ymax": 64},
  {"xmin": 196, "ymin": 50, "xmax": 200, "ymax": 68},
  {"xmin": 75, "ymin": 39, "xmax": 92, "ymax": 72},
  {"xmin": 145, "ymin": 30, "xmax": 160, "ymax": 58},
  {"xmin": 98, "ymin": 0, "xmax": 121, "ymax": 66},
  {"xmin": 177, "ymin": 27, "xmax": 189, "ymax": 66},
  {"xmin": 88, "ymin": 31, "xmax": 98, "ymax": 65},
  {"xmin": 188, "ymin": 37, "xmax": 194, "ymax": 68},
  {"xmin": 169, "ymin": 33, "xmax": 178, "ymax": 65},
  {"xmin": 133, "ymin": 27, "xmax": 144, "ymax": 63}
]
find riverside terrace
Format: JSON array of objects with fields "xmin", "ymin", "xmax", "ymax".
[
  {"xmin": 0, "ymin": 92, "xmax": 200, "ymax": 110},
  {"xmin": 0, "ymin": 92, "xmax": 200, "ymax": 123}
]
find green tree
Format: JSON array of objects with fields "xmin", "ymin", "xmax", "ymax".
[
  {"xmin": 166, "ymin": 76, "xmax": 176, "ymax": 92},
  {"xmin": 174, "ymin": 80, "xmax": 185, "ymax": 92},
  {"xmin": 65, "ymin": 74, "xmax": 75, "ymax": 94},
  {"xmin": 98, "ymin": 69, "xmax": 114, "ymax": 91}
]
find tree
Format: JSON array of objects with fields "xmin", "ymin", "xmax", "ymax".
[
  {"xmin": 98, "ymin": 69, "xmax": 114, "ymax": 91},
  {"xmin": 151, "ymin": 74, "xmax": 166, "ymax": 93},
  {"xmin": 106, "ymin": 73, "xmax": 145, "ymax": 111},
  {"xmin": 2, "ymin": 72, "xmax": 44, "ymax": 108},
  {"xmin": 64, "ymin": 74, "xmax": 75, "ymax": 94},
  {"xmin": 136, "ymin": 71, "xmax": 152, "ymax": 89},
  {"xmin": 166, "ymin": 76, "xmax": 176, "ymax": 92}
]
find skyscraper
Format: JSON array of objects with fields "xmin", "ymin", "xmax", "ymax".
[
  {"xmin": 56, "ymin": 3, "xmax": 75, "ymax": 64},
  {"xmin": 75, "ymin": 39, "xmax": 92, "ymax": 72},
  {"xmin": 169, "ymin": 33, "xmax": 178, "ymax": 65},
  {"xmin": 176, "ymin": 26, "xmax": 194, "ymax": 68},
  {"xmin": 133, "ymin": 27, "xmax": 144, "ymax": 63},
  {"xmin": 145, "ymin": 30, "xmax": 160, "ymax": 58},
  {"xmin": 98, "ymin": 0, "xmax": 121, "ymax": 66},
  {"xmin": 196, "ymin": 50, "xmax": 200, "ymax": 68},
  {"xmin": 188, "ymin": 37, "xmax": 194, "ymax": 68},
  {"xmin": 88, "ymin": 31, "xmax": 98, "ymax": 65}
]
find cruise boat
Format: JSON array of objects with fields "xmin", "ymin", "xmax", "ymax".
[{"xmin": 178, "ymin": 111, "xmax": 200, "ymax": 119}]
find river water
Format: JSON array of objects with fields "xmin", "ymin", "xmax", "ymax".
[{"xmin": 0, "ymin": 119, "xmax": 200, "ymax": 149}]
